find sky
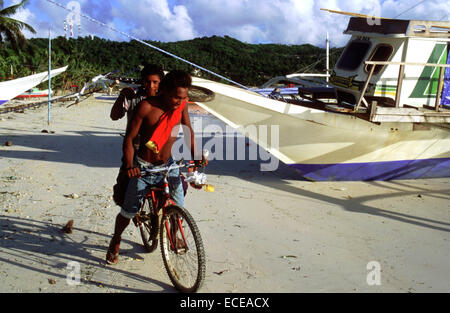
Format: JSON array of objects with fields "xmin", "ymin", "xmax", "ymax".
[{"xmin": 5, "ymin": 0, "xmax": 450, "ymax": 48}]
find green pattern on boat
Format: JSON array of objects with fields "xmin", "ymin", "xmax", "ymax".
[{"xmin": 410, "ymin": 44, "xmax": 448, "ymax": 99}]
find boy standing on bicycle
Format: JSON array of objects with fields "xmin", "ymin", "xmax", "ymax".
[
  {"xmin": 106, "ymin": 70, "xmax": 201, "ymax": 265},
  {"xmin": 111, "ymin": 64, "xmax": 165, "ymax": 207},
  {"xmin": 110, "ymin": 64, "xmax": 164, "ymax": 126}
]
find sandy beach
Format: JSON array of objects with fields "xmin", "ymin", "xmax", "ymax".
[{"xmin": 0, "ymin": 96, "xmax": 449, "ymax": 293}]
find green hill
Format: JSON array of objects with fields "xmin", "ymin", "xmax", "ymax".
[{"xmin": 0, "ymin": 35, "xmax": 342, "ymax": 90}]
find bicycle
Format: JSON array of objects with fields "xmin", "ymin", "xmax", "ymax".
[{"xmin": 131, "ymin": 160, "xmax": 207, "ymax": 293}]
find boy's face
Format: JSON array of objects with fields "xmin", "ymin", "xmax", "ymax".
[
  {"xmin": 164, "ymin": 86, "xmax": 189, "ymax": 109},
  {"xmin": 142, "ymin": 74, "xmax": 161, "ymax": 97}
]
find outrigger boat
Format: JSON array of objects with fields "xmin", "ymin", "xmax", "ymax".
[
  {"xmin": 190, "ymin": 13, "xmax": 450, "ymax": 181},
  {"xmin": 76, "ymin": 71, "xmax": 139, "ymax": 102},
  {"xmin": 72, "ymin": 7, "xmax": 450, "ymax": 181},
  {"xmin": 0, "ymin": 66, "xmax": 68, "ymax": 105},
  {"xmin": 15, "ymin": 87, "xmax": 52, "ymax": 99}
]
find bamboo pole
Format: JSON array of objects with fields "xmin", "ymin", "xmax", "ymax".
[
  {"xmin": 365, "ymin": 61, "xmax": 450, "ymax": 68},
  {"xmin": 395, "ymin": 64, "xmax": 405, "ymax": 108},
  {"xmin": 435, "ymin": 67, "xmax": 444, "ymax": 111},
  {"xmin": 355, "ymin": 65, "xmax": 375, "ymax": 112}
]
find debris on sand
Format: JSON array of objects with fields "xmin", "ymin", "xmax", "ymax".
[
  {"xmin": 213, "ymin": 269, "xmax": 229, "ymax": 275},
  {"xmin": 62, "ymin": 220, "xmax": 74, "ymax": 234},
  {"xmin": 64, "ymin": 193, "xmax": 80, "ymax": 199}
]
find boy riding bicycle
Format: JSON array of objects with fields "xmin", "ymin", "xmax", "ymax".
[{"xmin": 106, "ymin": 70, "xmax": 202, "ymax": 265}]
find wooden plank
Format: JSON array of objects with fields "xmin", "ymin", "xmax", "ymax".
[
  {"xmin": 370, "ymin": 100, "xmax": 378, "ymax": 121},
  {"xmin": 375, "ymin": 107, "xmax": 426, "ymax": 115},
  {"xmin": 375, "ymin": 107, "xmax": 450, "ymax": 117},
  {"xmin": 433, "ymin": 25, "xmax": 450, "ymax": 29},
  {"xmin": 371, "ymin": 115, "xmax": 450, "ymax": 123},
  {"xmin": 365, "ymin": 61, "xmax": 450, "ymax": 68},
  {"xmin": 395, "ymin": 64, "xmax": 405, "ymax": 108},
  {"xmin": 320, "ymin": 8, "xmax": 388, "ymax": 20},
  {"xmin": 435, "ymin": 67, "xmax": 444, "ymax": 111},
  {"xmin": 355, "ymin": 65, "xmax": 375, "ymax": 111},
  {"xmin": 372, "ymin": 107, "xmax": 450, "ymax": 123}
]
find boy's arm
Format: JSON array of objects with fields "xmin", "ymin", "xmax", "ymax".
[
  {"xmin": 123, "ymin": 100, "xmax": 151, "ymax": 178},
  {"xmin": 110, "ymin": 88, "xmax": 134, "ymax": 120}
]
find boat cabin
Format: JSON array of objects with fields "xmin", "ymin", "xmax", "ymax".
[{"xmin": 329, "ymin": 17, "xmax": 450, "ymax": 123}]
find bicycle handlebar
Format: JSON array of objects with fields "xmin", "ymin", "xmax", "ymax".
[{"xmin": 141, "ymin": 160, "xmax": 199, "ymax": 176}]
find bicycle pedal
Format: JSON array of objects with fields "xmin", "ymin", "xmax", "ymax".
[{"xmin": 176, "ymin": 247, "xmax": 187, "ymax": 255}]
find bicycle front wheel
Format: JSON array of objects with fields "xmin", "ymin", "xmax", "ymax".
[{"xmin": 160, "ymin": 205, "xmax": 206, "ymax": 293}]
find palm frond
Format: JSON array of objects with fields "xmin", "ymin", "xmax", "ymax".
[
  {"xmin": 0, "ymin": 0, "xmax": 27, "ymax": 17},
  {"xmin": 0, "ymin": 0, "xmax": 35, "ymax": 51}
]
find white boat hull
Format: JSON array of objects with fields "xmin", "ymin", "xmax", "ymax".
[
  {"xmin": 192, "ymin": 77, "xmax": 450, "ymax": 181},
  {"xmin": 0, "ymin": 66, "xmax": 68, "ymax": 105}
]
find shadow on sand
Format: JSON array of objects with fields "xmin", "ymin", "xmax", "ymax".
[
  {"xmin": 1, "ymin": 122, "xmax": 449, "ymax": 233},
  {"xmin": 191, "ymin": 135, "xmax": 450, "ymax": 233},
  {"xmin": 0, "ymin": 129, "xmax": 123, "ymax": 168},
  {"xmin": 0, "ymin": 215, "xmax": 175, "ymax": 292}
]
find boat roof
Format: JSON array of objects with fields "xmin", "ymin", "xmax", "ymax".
[{"xmin": 345, "ymin": 17, "xmax": 450, "ymax": 39}]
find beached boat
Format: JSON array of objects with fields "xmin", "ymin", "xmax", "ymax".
[
  {"xmin": 76, "ymin": 72, "xmax": 138, "ymax": 102},
  {"xmin": 0, "ymin": 66, "xmax": 68, "ymax": 105},
  {"xmin": 191, "ymin": 15, "xmax": 450, "ymax": 181},
  {"xmin": 15, "ymin": 87, "xmax": 52, "ymax": 99}
]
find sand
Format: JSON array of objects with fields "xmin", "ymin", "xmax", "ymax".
[{"xmin": 0, "ymin": 96, "xmax": 449, "ymax": 293}]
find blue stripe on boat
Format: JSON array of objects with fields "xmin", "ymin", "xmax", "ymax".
[
  {"xmin": 95, "ymin": 96, "xmax": 118, "ymax": 100},
  {"xmin": 0, "ymin": 100, "xmax": 7, "ymax": 105},
  {"xmin": 289, "ymin": 158, "xmax": 450, "ymax": 181}
]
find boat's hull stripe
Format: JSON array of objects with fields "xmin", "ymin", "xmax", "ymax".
[
  {"xmin": 0, "ymin": 100, "xmax": 7, "ymax": 105},
  {"xmin": 289, "ymin": 158, "xmax": 450, "ymax": 181}
]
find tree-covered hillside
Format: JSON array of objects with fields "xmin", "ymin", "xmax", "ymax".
[{"xmin": 0, "ymin": 35, "xmax": 343, "ymax": 90}]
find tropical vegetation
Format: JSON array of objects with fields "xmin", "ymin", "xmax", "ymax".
[
  {"xmin": 0, "ymin": 0, "xmax": 36, "ymax": 51},
  {"xmin": 0, "ymin": 34, "xmax": 342, "ymax": 90}
]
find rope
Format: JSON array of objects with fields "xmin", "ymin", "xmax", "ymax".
[
  {"xmin": 393, "ymin": 0, "xmax": 429, "ymax": 19},
  {"xmin": 44, "ymin": 0, "xmax": 250, "ymax": 90}
]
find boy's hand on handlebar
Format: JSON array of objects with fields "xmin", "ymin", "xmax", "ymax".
[
  {"xmin": 126, "ymin": 167, "xmax": 141, "ymax": 178},
  {"xmin": 193, "ymin": 158, "xmax": 208, "ymax": 168},
  {"xmin": 190, "ymin": 182, "xmax": 203, "ymax": 190}
]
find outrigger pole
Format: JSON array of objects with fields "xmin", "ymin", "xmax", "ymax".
[
  {"xmin": 320, "ymin": 8, "xmax": 391, "ymax": 20},
  {"xmin": 45, "ymin": 0, "xmax": 250, "ymax": 91}
]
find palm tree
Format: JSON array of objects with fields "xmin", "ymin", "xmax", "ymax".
[{"xmin": 0, "ymin": 0, "xmax": 36, "ymax": 50}]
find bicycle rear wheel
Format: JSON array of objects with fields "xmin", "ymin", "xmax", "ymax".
[
  {"xmin": 160, "ymin": 205, "xmax": 206, "ymax": 293},
  {"xmin": 138, "ymin": 198, "xmax": 159, "ymax": 253}
]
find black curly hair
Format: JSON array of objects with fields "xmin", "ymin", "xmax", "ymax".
[
  {"xmin": 159, "ymin": 70, "xmax": 192, "ymax": 94},
  {"xmin": 140, "ymin": 64, "xmax": 165, "ymax": 81}
]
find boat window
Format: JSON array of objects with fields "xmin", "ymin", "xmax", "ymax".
[
  {"xmin": 413, "ymin": 25, "xmax": 426, "ymax": 33},
  {"xmin": 337, "ymin": 41, "xmax": 371, "ymax": 71},
  {"xmin": 365, "ymin": 44, "xmax": 394, "ymax": 75}
]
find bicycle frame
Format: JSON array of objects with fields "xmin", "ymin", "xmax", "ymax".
[
  {"xmin": 132, "ymin": 159, "xmax": 207, "ymax": 292},
  {"xmin": 142, "ymin": 163, "xmax": 193, "ymax": 252}
]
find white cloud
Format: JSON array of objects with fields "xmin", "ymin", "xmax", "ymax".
[
  {"xmin": 178, "ymin": 0, "xmax": 449, "ymax": 46},
  {"xmin": 116, "ymin": 0, "xmax": 196, "ymax": 42},
  {"xmin": 6, "ymin": 0, "xmax": 450, "ymax": 47},
  {"xmin": 178, "ymin": 0, "xmax": 386, "ymax": 46}
]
